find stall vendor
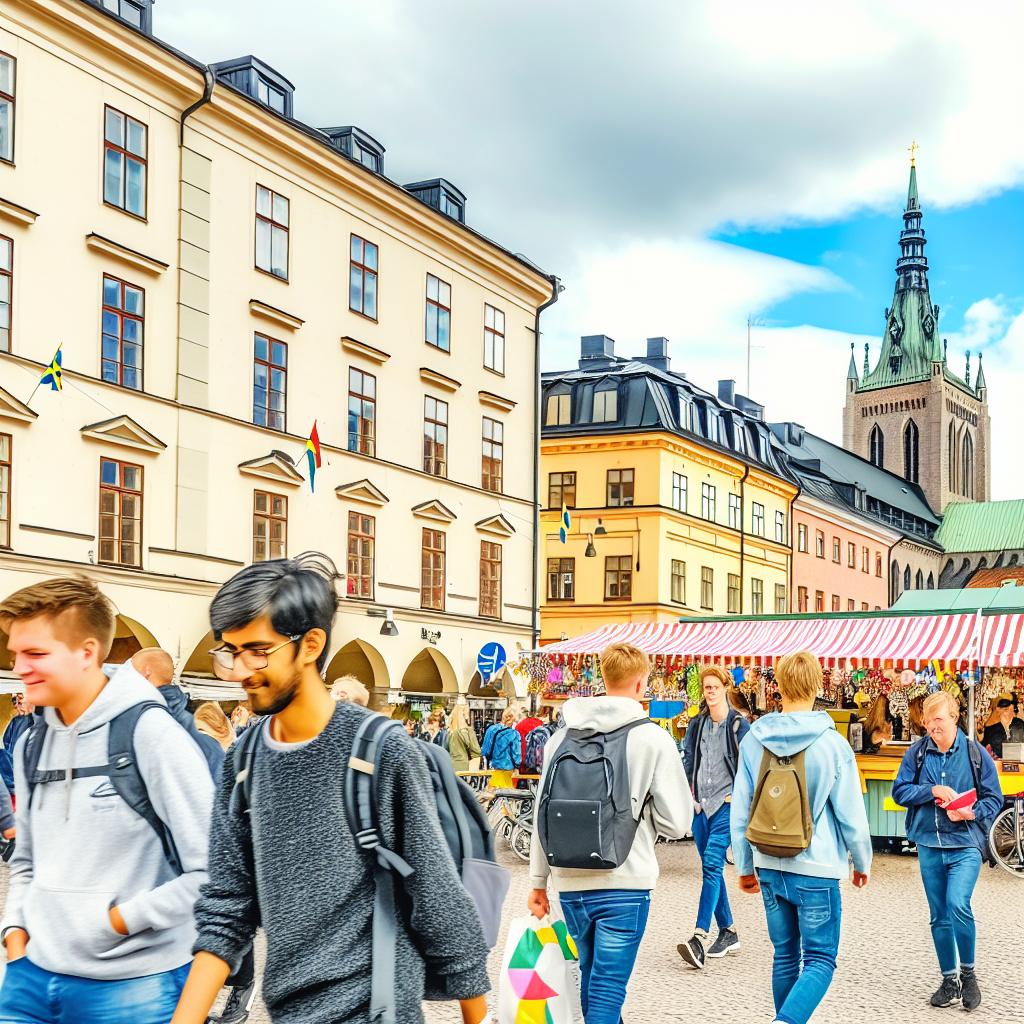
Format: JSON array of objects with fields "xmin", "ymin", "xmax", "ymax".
[{"xmin": 982, "ymin": 694, "xmax": 1024, "ymax": 758}]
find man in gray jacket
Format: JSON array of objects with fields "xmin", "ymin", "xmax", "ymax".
[{"xmin": 0, "ymin": 576, "xmax": 213, "ymax": 1023}]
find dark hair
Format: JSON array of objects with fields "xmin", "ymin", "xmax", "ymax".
[{"xmin": 209, "ymin": 552, "xmax": 341, "ymax": 671}]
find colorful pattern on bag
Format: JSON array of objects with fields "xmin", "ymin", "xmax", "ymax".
[{"xmin": 507, "ymin": 921, "xmax": 578, "ymax": 1023}]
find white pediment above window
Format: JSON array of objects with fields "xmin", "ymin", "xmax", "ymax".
[
  {"xmin": 80, "ymin": 414, "xmax": 166, "ymax": 454},
  {"xmin": 475, "ymin": 513, "xmax": 515, "ymax": 538},
  {"xmin": 238, "ymin": 450, "xmax": 304, "ymax": 487},
  {"xmin": 335, "ymin": 479, "xmax": 389, "ymax": 507},
  {"xmin": 411, "ymin": 499, "xmax": 457, "ymax": 524},
  {"xmin": 0, "ymin": 385, "xmax": 38, "ymax": 424}
]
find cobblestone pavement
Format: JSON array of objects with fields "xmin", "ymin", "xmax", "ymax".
[{"xmin": 3, "ymin": 843, "xmax": 1022, "ymax": 1023}]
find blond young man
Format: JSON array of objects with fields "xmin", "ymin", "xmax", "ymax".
[
  {"xmin": 730, "ymin": 651, "xmax": 872, "ymax": 1024},
  {"xmin": 528, "ymin": 643, "xmax": 692, "ymax": 1024}
]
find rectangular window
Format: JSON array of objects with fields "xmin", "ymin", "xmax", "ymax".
[
  {"xmin": 421, "ymin": 528, "xmax": 445, "ymax": 610},
  {"xmin": 482, "ymin": 417, "xmax": 503, "ymax": 493},
  {"xmin": 862, "ymin": 546, "xmax": 869, "ymax": 573},
  {"xmin": 98, "ymin": 458, "xmax": 142, "ymax": 567},
  {"xmin": 727, "ymin": 573, "xmax": 740, "ymax": 614},
  {"xmin": 606, "ymin": 468, "xmax": 634, "ymax": 507},
  {"xmin": 346, "ymin": 511, "xmax": 374, "ymax": 599},
  {"xmin": 480, "ymin": 541, "xmax": 502, "ymax": 619},
  {"xmin": 0, "ymin": 53, "xmax": 14, "ymax": 164},
  {"xmin": 798, "ymin": 586, "xmax": 808, "ymax": 612},
  {"xmin": 701, "ymin": 567, "xmax": 714, "ymax": 611},
  {"xmin": 701, "ymin": 482, "xmax": 716, "ymax": 521},
  {"xmin": 847, "ymin": 598, "xmax": 855, "ymax": 612},
  {"xmin": 875, "ymin": 552, "xmax": 883, "ymax": 577},
  {"xmin": 252, "ymin": 490, "xmax": 287, "ymax": 562},
  {"xmin": 548, "ymin": 471, "xmax": 576, "ymax": 510},
  {"xmin": 752, "ymin": 502, "xmax": 765, "ymax": 536},
  {"xmin": 671, "ymin": 560, "xmax": 686, "ymax": 604},
  {"xmin": 671, "ymin": 472, "xmax": 687, "ymax": 513},
  {"xmin": 848, "ymin": 542, "xmax": 856, "ymax": 568},
  {"xmin": 347, "ymin": 367, "xmax": 376, "ymax": 457},
  {"xmin": 604, "ymin": 555, "xmax": 632, "ymax": 601},
  {"xmin": 547, "ymin": 557, "xmax": 575, "ymax": 601},
  {"xmin": 832, "ymin": 537, "xmax": 841, "ymax": 563},
  {"xmin": 775, "ymin": 584, "xmax": 787, "ymax": 614},
  {"xmin": 815, "ymin": 530, "xmax": 825, "ymax": 558},
  {"xmin": 255, "ymin": 185, "xmax": 289, "ymax": 279},
  {"xmin": 815, "ymin": 590, "xmax": 824, "ymax": 612},
  {"xmin": 775, "ymin": 510, "xmax": 786, "ymax": 544},
  {"xmin": 103, "ymin": 106, "xmax": 146, "ymax": 218},
  {"xmin": 101, "ymin": 275, "xmax": 144, "ymax": 390},
  {"xmin": 797, "ymin": 523, "xmax": 808, "ymax": 552},
  {"xmin": 349, "ymin": 235, "xmax": 378, "ymax": 319},
  {"xmin": 425, "ymin": 274, "xmax": 451, "ymax": 351},
  {"xmin": 728, "ymin": 493, "xmax": 741, "ymax": 530},
  {"xmin": 545, "ymin": 392, "xmax": 571, "ymax": 426},
  {"xmin": 862, "ymin": 602, "xmax": 869, "ymax": 612},
  {"xmin": 751, "ymin": 578, "xmax": 764, "ymax": 615},
  {"xmin": 423, "ymin": 396, "xmax": 448, "ymax": 477},
  {"xmin": 484, "ymin": 304, "xmax": 504, "ymax": 373},
  {"xmin": 253, "ymin": 334, "xmax": 287, "ymax": 431},
  {"xmin": 831, "ymin": 594, "xmax": 840, "ymax": 612},
  {"xmin": 0, "ymin": 234, "xmax": 11, "ymax": 352},
  {"xmin": 592, "ymin": 388, "xmax": 617, "ymax": 422},
  {"xmin": 0, "ymin": 433, "xmax": 10, "ymax": 547}
]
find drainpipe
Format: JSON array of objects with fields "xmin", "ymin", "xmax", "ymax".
[
  {"xmin": 532, "ymin": 275, "xmax": 563, "ymax": 661},
  {"xmin": 180, "ymin": 67, "xmax": 215, "ymax": 145},
  {"xmin": 738, "ymin": 464, "xmax": 750, "ymax": 613}
]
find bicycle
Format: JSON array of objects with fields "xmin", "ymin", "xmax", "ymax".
[
  {"xmin": 480, "ymin": 787, "xmax": 535, "ymax": 862},
  {"xmin": 989, "ymin": 792, "xmax": 1024, "ymax": 877}
]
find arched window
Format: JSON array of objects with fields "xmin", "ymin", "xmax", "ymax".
[
  {"xmin": 891, "ymin": 561, "xmax": 900, "ymax": 599},
  {"xmin": 948, "ymin": 422, "xmax": 956, "ymax": 492},
  {"xmin": 903, "ymin": 420, "xmax": 919, "ymax": 483},
  {"xmin": 927, "ymin": 572, "xmax": 935, "ymax": 590},
  {"xmin": 915, "ymin": 570, "xmax": 924, "ymax": 590},
  {"xmin": 904, "ymin": 565, "xmax": 911, "ymax": 591},
  {"xmin": 961, "ymin": 431, "xmax": 974, "ymax": 499},
  {"xmin": 869, "ymin": 424, "xmax": 884, "ymax": 468}
]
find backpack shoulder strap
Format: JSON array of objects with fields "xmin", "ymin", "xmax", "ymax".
[
  {"xmin": 911, "ymin": 737, "xmax": 928, "ymax": 784},
  {"xmin": 22, "ymin": 716, "xmax": 48, "ymax": 806},
  {"xmin": 229, "ymin": 717, "xmax": 268, "ymax": 818},
  {"xmin": 107, "ymin": 701, "xmax": 182, "ymax": 876}
]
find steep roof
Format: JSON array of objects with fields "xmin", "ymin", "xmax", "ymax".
[
  {"xmin": 934, "ymin": 500, "xmax": 1024, "ymax": 553},
  {"xmin": 967, "ymin": 566, "xmax": 1024, "ymax": 589}
]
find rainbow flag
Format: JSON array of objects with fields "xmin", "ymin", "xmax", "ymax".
[
  {"xmin": 305, "ymin": 421, "xmax": 322, "ymax": 492},
  {"xmin": 40, "ymin": 345, "xmax": 63, "ymax": 392},
  {"xmin": 559, "ymin": 504, "xmax": 571, "ymax": 544}
]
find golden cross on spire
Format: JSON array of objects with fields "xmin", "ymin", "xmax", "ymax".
[{"xmin": 908, "ymin": 140, "xmax": 919, "ymax": 167}]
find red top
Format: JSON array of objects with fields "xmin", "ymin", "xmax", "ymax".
[{"xmin": 515, "ymin": 717, "xmax": 544, "ymax": 768}]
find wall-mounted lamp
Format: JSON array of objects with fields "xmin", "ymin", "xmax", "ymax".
[
  {"xmin": 367, "ymin": 606, "xmax": 399, "ymax": 637},
  {"xmin": 585, "ymin": 533, "xmax": 597, "ymax": 558},
  {"xmin": 379, "ymin": 618, "xmax": 399, "ymax": 637},
  {"xmin": 595, "ymin": 519, "xmax": 607, "ymax": 535}
]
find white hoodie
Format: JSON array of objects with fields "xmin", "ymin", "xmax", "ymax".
[{"xmin": 529, "ymin": 696, "xmax": 693, "ymax": 893}]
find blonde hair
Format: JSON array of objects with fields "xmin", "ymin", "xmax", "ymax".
[
  {"xmin": 923, "ymin": 690, "xmax": 960, "ymax": 722},
  {"xmin": 501, "ymin": 707, "xmax": 516, "ymax": 727},
  {"xmin": 194, "ymin": 701, "xmax": 235, "ymax": 751},
  {"xmin": 449, "ymin": 704, "xmax": 471, "ymax": 733},
  {"xmin": 775, "ymin": 651, "xmax": 822, "ymax": 703},
  {"xmin": 700, "ymin": 665, "xmax": 731, "ymax": 689},
  {"xmin": 600, "ymin": 643, "xmax": 650, "ymax": 690},
  {"xmin": 330, "ymin": 674, "xmax": 370, "ymax": 706}
]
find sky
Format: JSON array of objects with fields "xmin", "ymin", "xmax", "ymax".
[{"xmin": 158, "ymin": 0, "xmax": 1024, "ymax": 498}]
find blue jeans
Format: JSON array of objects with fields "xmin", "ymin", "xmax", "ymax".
[
  {"xmin": 916, "ymin": 845, "xmax": 981, "ymax": 975},
  {"xmin": 757, "ymin": 870, "xmax": 842, "ymax": 1024},
  {"xmin": 558, "ymin": 889, "xmax": 650, "ymax": 1024},
  {"xmin": 0, "ymin": 957, "xmax": 189, "ymax": 1023},
  {"xmin": 692, "ymin": 802, "xmax": 733, "ymax": 933}
]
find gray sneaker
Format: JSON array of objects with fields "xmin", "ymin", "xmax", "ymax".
[
  {"xmin": 706, "ymin": 928, "xmax": 741, "ymax": 958},
  {"xmin": 930, "ymin": 975, "xmax": 961, "ymax": 1008},
  {"xmin": 960, "ymin": 970, "xmax": 981, "ymax": 1012}
]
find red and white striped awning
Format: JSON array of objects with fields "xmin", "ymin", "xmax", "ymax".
[
  {"xmin": 541, "ymin": 612, "xmax": 986, "ymax": 669},
  {"xmin": 978, "ymin": 612, "xmax": 1024, "ymax": 668}
]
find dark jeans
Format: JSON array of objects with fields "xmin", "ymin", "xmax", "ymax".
[
  {"xmin": 916, "ymin": 845, "xmax": 981, "ymax": 975},
  {"xmin": 0, "ymin": 957, "xmax": 188, "ymax": 1024},
  {"xmin": 758, "ymin": 870, "xmax": 842, "ymax": 1024},
  {"xmin": 558, "ymin": 889, "xmax": 650, "ymax": 1024},
  {"xmin": 692, "ymin": 802, "xmax": 733, "ymax": 933}
]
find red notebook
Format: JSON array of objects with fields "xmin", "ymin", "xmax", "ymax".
[{"xmin": 938, "ymin": 789, "xmax": 977, "ymax": 812}]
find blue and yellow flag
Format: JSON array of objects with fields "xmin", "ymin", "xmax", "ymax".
[
  {"xmin": 559, "ymin": 503, "xmax": 571, "ymax": 544},
  {"xmin": 40, "ymin": 345, "xmax": 63, "ymax": 392}
]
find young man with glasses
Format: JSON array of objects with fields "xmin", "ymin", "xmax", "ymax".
[{"xmin": 172, "ymin": 553, "xmax": 491, "ymax": 1024}]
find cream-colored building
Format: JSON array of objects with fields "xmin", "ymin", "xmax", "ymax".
[{"xmin": 0, "ymin": 0, "xmax": 557, "ymax": 704}]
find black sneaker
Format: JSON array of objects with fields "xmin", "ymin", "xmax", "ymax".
[
  {"xmin": 706, "ymin": 928, "xmax": 741, "ymax": 958},
  {"xmin": 960, "ymin": 970, "xmax": 981, "ymax": 1012},
  {"xmin": 677, "ymin": 934, "xmax": 706, "ymax": 970},
  {"xmin": 209, "ymin": 981, "xmax": 257, "ymax": 1024},
  {"xmin": 930, "ymin": 975, "xmax": 961, "ymax": 1008}
]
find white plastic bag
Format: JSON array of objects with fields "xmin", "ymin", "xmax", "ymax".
[{"xmin": 497, "ymin": 915, "xmax": 580, "ymax": 1024}]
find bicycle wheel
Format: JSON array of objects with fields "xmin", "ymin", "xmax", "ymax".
[
  {"xmin": 509, "ymin": 822, "xmax": 533, "ymax": 862},
  {"xmin": 989, "ymin": 807, "xmax": 1024, "ymax": 876}
]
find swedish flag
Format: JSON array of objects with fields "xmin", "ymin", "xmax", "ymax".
[
  {"xmin": 559, "ymin": 503, "xmax": 571, "ymax": 544},
  {"xmin": 40, "ymin": 346, "xmax": 63, "ymax": 392}
]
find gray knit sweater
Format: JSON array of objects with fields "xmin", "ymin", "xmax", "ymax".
[{"xmin": 192, "ymin": 703, "xmax": 490, "ymax": 1023}]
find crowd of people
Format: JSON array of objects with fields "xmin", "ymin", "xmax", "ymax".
[{"xmin": 0, "ymin": 552, "xmax": 1011, "ymax": 1024}]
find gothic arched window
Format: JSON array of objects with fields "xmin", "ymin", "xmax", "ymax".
[
  {"xmin": 915, "ymin": 570, "xmax": 924, "ymax": 590},
  {"xmin": 948, "ymin": 422, "xmax": 956, "ymax": 492},
  {"xmin": 927, "ymin": 572, "xmax": 935, "ymax": 590},
  {"xmin": 869, "ymin": 424, "xmax": 884, "ymax": 468},
  {"xmin": 904, "ymin": 565, "xmax": 911, "ymax": 591},
  {"xmin": 961, "ymin": 431, "xmax": 974, "ymax": 499},
  {"xmin": 903, "ymin": 419, "xmax": 919, "ymax": 484},
  {"xmin": 891, "ymin": 561, "xmax": 900, "ymax": 600}
]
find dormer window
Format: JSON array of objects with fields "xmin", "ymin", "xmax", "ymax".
[
  {"xmin": 211, "ymin": 57, "xmax": 295, "ymax": 119},
  {"xmin": 404, "ymin": 179, "xmax": 467, "ymax": 224},
  {"xmin": 322, "ymin": 127, "xmax": 386, "ymax": 174},
  {"xmin": 96, "ymin": 0, "xmax": 152, "ymax": 33},
  {"xmin": 544, "ymin": 386, "xmax": 572, "ymax": 427},
  {"xmin": 256, "ymin": 76, "xmax": 286, "ymax": 114},
  {"xmin": 592, "ymin": 384, "xmax": 617, "ymax": 423}
]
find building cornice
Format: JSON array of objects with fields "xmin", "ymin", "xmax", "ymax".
[{"xmin": 795, "ymin": 493, "xmax": 903, "ymax": 545}]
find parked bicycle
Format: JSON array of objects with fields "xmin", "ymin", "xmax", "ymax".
[
  {"xmin": 990, "ymin": 791, "xmax": 1024, "ymax": 877},
  {"xmin": 480, "ymin": 786, "xmax": 534, "ymax": 862}
]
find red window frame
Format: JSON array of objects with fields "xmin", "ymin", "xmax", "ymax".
[
  {"xmin": 482, "ymin": 417, "xmax": 503, "ymax": 493},
  {"xmin": 0, "ymin": 432, "xmax": 11, "ymax": 548},
  {"xmin": 421, "ymin": 528, "xmax": 445, "ymax": 611},
  {"xmin": 255, "ymin": 184, "xmax": 289, "ymax": 280},
  {"xmin": 253, "ymin": 490, "xmax": 287, "ymax": 562},
  {"xmin": 103, "ymin": 105, "xmax": 147, "ymax": 218},
  {"xmin": 253, "ymin": 333, "xmax": 287, "ymax": 432},
  {"xmin": 348, "ymin": 367, "xmax": 376, "ymax": 457},
  {"xmin": 349, "ymin": 235, "xmax": 378, "ymax": 320},
  {"xmin": 347, "ymin": 511, "xmax": 375, "ymax": 599},
  {"xmin": 98, "ymin": 457, "xmax": 143, "ymax": 568},
  {"xmin": 423, "ymin": 396, "xmax": 448, "ymax": 477},
  {"xmin": 479, "ymin": 541, "xmax": 502, "ymax": 619},
  {"xmin": 0, "ymin": 233, "xmax": 11, "ymax": 353},
  {"xmin": 101, "ymin": 274, "xmax": 144, "ymax": 390}
]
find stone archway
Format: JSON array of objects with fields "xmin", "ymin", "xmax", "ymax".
[
  {"xmin": 183, "ymin": 631, "xmax": 216, "ymax": 677},
  {"xmin": 107, "ymin": 614, "xmax": 159, "ymax": 664},
  {"xmin": 325, "ymin": 639, "xmax": 390, "ymax": 690},
  {"xmin": 401, "ymin": 648, "xmax": 458, "ymax": 694}
]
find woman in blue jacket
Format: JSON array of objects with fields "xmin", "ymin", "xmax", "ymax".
[{"xmin": 486, "ymin": 707, "xmax": 521, "ymax": 789}]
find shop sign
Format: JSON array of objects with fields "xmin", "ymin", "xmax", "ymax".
[
  {"xmin": 477, "ymin": 642, "xmax": 507, "ymax": 682},
  {"xmin": 421, "ymin": 628, "xmax": 441, "ymax": 645}
]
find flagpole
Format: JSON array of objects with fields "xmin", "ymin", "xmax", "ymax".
[{"xmin": 24, "ymin": 381, "xmax": 44, "ymax": 408}]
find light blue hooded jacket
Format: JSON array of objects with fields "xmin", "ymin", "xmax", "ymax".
[{"xmin": 730, "ymin": 711, "xmax": 873, "ymax": 880}]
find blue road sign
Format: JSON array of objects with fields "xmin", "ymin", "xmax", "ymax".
[{"xmin": 477, "ymin": 642, "xmax": 507, "ymax": 682}]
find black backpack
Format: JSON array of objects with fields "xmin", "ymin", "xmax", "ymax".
[
  {"xmin": 538, "ymin": 718, "xmax": 655, "ymax": 870},
  {"xmin": 230, "ymin": 712, "xmax": 509, "ymax": 1024},
  {"xmin": 22, "ymin": 702, "xmax": 182, "ymax": 874}
]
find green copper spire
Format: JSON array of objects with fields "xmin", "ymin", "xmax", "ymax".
[
  {"xmin": 975, "ymin": 351, "xmax": 987, "ymax": 392},
  {"xmin": 847, "ymin": 342, "xmax": 859, "ymax": 380}
]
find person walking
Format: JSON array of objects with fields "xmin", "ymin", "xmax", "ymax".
[
  {"xmin": 170, "ymin": 553, "xmax": 491, "ymax": 1024},
  {"xmin": 0, "ymin": 694, "xmax": 34, "ymax": 797},
  {"xmin": 677, "ymin": 665, "xmax": 750, "ymax": 969},
  {"xmin": 730, "ymin": 651, "xmax": 872, "ymax": 1024},
  {"xmin": 447, "ymin": 704, "xmax": 482, "ymax": 773},
  {"xmin": 515, "ymin": 706, "xmax": 543, "ymax": 772},
  {"xmin": 0, "ymin": 576, "xmax": 214, "ymax": 1023},
  {"xmin": 484, "ymin": 707, "xmax": 521, "ymax": 789},
  {"xmin": 528, "ymin": 642, "xmax": 693, "ymax": 1024},
  {"xmin": 421, "ymin": 709, "xmax": 450, "ymax": 751},
  {"xmin": 891, "ymin": 690, "xmax": 1004, "ymax": 1011}
]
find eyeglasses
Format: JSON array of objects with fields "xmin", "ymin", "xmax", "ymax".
[{"xmin": 208, "ymin": 635, "xmax": 302, "ymax": 680}]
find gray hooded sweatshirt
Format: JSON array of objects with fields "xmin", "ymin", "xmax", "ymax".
[{"xmin": 0, "ymin": 663, "xmax": 214, "ymax": 980}]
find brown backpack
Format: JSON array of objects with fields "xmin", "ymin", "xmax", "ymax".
[{"xmin": 745, "ymin": 748, "xmax": 814, "ymax": 858}]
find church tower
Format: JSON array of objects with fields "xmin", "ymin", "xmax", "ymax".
[{"xmin": 842, "ymin": 154, "xmax": 991, "ymax": 512}]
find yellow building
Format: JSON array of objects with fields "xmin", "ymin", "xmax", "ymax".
[
  {"xmin": 0, "ymin": 0, "xmax": 557, "ymax": 704},
  {"xmin": 540, "ymin": 337, "xmax": 796, "ymax": 643}
]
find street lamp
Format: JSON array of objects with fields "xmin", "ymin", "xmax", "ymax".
[
  {"xmin": 595, "ymin": 519, "xmax": 607, "ymax": 535},
  {"xmin": 366, "ymin": 607, "xmax": 399, "ymax": 636},
  {"xmin": 584, "ymin": 533, "xmax": 597, "ymax": 558}
]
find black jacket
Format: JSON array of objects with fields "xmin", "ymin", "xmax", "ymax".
[
  {"xmin": 681, "ymin": 707, "xmax": 750, "ymax": 802},
  {"xmin": 159, "ymin": 684, "xmax": 226, "ymax": 779}
]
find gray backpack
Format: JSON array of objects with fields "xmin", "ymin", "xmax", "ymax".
[{"xmin": 538, "ymin": 718, "xmax": 654, "ymax": 869}]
